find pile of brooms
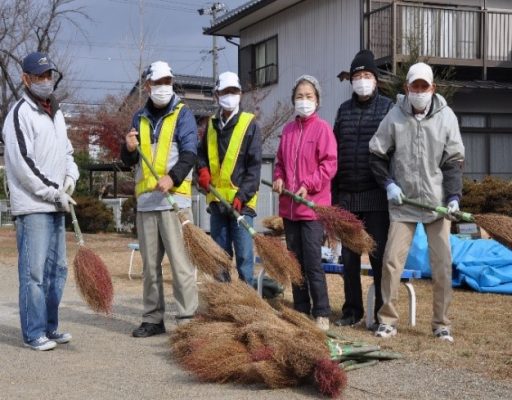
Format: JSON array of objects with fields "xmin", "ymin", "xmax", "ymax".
[{"xmin": 171, "ymin": 280, "xmax": 401, "ymax": 398}]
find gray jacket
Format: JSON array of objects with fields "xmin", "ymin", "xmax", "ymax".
[
  {"xmin": 369, "ymin": 93, "xmax": 464, "ymax": 223},
  {"xmin": 2, "ymin": 92, "xmax": 79, "ymax": 216}
]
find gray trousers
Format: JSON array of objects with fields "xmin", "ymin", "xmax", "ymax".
[
  {"xmin": 378, "ymin": 218, "xmax": 452, "ymax": 330},
  {"xmin": 136, "ymin": 209, "xmax": 198, "ymax": 323}
]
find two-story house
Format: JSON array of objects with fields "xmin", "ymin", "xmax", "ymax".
[{"xmin": 205, "ymin": 0, "xmax": 512, "ymax": 180}]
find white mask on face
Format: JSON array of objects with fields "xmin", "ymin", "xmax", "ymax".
[
  {"xmin": 150, "ymin": 85, "xmax": 173, "ymax": 107},
  {"xmin": 30, "ymin": 80, "xmax": 54, "ymax": 100},
  {"xmin": 352, "ymin": 78, "xmax": 375, "ymax": 97},
  {"xmin": 218, "ymin": 94, "xmax": 240, "ymax": 111},
  {"xmin": 295, "ymin": 99, "xmax": 316, "ymax": 118},
  {"xmin": 408, "ymin": 91, "xmax": 432, "ymax": 111}
]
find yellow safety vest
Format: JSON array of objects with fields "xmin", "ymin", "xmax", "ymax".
[
  {"xmin": 206, "ymin": 112, "xmax": 258, "ymax": 210},
  {"xmin": 135, "ymin": 103, "xmax": 192, "ymax": 198}
]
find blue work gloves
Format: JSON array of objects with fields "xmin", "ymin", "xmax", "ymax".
[{"xmin": 386, "ymin": 182, "xmax": 404, "ymax": 205}]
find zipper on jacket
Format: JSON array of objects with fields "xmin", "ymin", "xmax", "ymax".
[
  {"xmin": 354, "ymin": 110, "xmax": 364, "ymax": 187},
  {"xmin": 290, "ymin": 119, "xmax": 304, "ymax": 220}
]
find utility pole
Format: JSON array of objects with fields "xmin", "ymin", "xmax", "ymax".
[
  {"xmin": 138, "ymin": 0, "xmax": 144, "ymax": 105},
  {"xmin": 198, "ymin": 2, "xmax": 226, "ymax": 81}
]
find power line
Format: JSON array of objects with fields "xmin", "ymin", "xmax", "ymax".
[{"xmin": 105, "ymin": 0, "xmax": 198, "ymax": 13}]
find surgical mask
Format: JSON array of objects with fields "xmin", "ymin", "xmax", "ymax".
[
  {"xmin": 352, "ymin": 78, "xmax": 375, "ymax": 97},
  {"xmin": 408, "ymin": 91, "xmax": 432, "ymax": 111},
  {"xmin": 30, "ymin": 80, "xmax": 54, "ymax": 100},
  {"xmin": 295, "ymin": 99, "xmax": 316, "ymax": 117},
  {"xmin": 150, "ymin": 85, "xmax": 173, "ymax": 107},
  {"xmin": 218, "ymin": 94, "xmax": 240, "ymax": 111}
]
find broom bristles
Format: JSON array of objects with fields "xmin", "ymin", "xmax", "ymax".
[
  {"xmin": 314, "ymin": 205, "xmax": 376, "ymax": 255},
  {"xmin": 73, "ymin": 245, "xmax": 113, "ymax": 314},
  {"xmin": 254, "ymin": 235, "xmax": 303, "ymax": 286},
  {"xmin": 181, "ymin": 221, "xmax": 232, "ymax": 277},
  {"xmin": 474, "ymin": 213, "xmax": 512, "ymax": 250}
]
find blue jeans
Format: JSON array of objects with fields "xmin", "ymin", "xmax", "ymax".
[
  {"xmin": 210, "ymin": 211, "xmax": 254, "ymax": 284},
  {"xmin": 16, "ymin": 213, "xmax": 68, "ymax": 343}
]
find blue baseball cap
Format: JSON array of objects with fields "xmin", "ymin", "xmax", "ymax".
[{"xmin": 22, "ymin": 52, "xmax": 57, "ymax": 75}]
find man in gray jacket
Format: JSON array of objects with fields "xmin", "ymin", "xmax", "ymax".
[
  {"xmin": 2, "ymin": 52, "xmax": 79, "ymax": 351},
  {"xmin": 369, "ymin": 62, "xmax": 464, "ymax": 342}
]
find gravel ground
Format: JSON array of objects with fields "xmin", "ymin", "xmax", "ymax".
[{"xmin": 1, "ymin": 260, "xmax": 511, "ymax": 400}]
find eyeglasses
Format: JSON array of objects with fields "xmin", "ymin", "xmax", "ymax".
[
  {"xmin": 352, "ymin": 72, "xmax": 374, "ymax": 80},
  {"xmin": 28, "ymin": 71, "xmax": 53, "ymax": 82}
]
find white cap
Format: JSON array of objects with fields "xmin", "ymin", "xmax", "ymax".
[
  {"xmin": 406, "ymin": 62, "xmax": 433, "ymax": 85},
  {"xmin": 215, "ymin": 71, "xmax": 241, "ymax": 91},
  {"xmin": 145, "ymin": 61, "xmax": 173, "ymax": 81}
]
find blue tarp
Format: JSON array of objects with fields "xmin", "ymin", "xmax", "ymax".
[{"xmin": 404, "ymin": 224, "xmax": 512, "ymax": 294}]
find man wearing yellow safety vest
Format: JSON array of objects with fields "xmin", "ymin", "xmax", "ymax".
[
  {"xmin": 197, "ymin": 71, "xmax": 262, "ymax": 285},
  {"xmin": 121, "ymin": 60, "xmax": 198, "ymax": 337}
]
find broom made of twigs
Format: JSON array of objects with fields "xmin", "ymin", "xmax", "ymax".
[
  {"xmin": 207, "ymin": 184, "xmax": 303, "ymax": 286},
  {"xmin": 136, "ymin": 147, "xmax": 232, "ymax": 277},
  {"xmin": 402, "ymin": 197, "xmax": 512, "ymax": 250},
  {"xmin": 261, "ymin": 179, "xmax": 375, "ymax": 255},
  {"xmin": 70, "ymin": 204, "xmax": 113, "ymax": 314}
]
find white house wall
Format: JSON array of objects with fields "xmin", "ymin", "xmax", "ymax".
[{"xmin": 239, "ymin": 0, "xmax": 361, "ymax": 152}]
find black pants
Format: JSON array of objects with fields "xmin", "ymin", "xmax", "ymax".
[
  {"xmin": 341, "ymin": 210, "xmax": 389, "ymax": 323},
  {"xmin": 283, "ymin": 219, "xmax": 330, "ymax": 318}
]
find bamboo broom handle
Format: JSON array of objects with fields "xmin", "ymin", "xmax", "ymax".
[
  {"xmin": 69, "ymin": 203, "xmax": 85, "ymax": 246},
  {"xmin": 136, "ymin": 146, "xmax": 180, "ymax": 213},
  {"xmin": 207, "ymin": 184, "xmax": 257, "ymax": 237},
  {"xmin": 401, "ymin": 197, "xmax": 474, "ymax": 222},
  {"xmin": 260, "ymin": 179, "xmax": 316, "ymax": 208}
]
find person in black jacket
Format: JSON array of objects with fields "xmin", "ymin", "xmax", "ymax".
[
  {"xmin": 197, "ymin": 71, "xmax": 262, "ymax": 284},
  {"xmin": 332, "ymin": 50, "xmax": 393, "ymax": 329}
]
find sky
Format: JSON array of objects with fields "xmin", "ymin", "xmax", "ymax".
[{"xmin": 58, "ymin": 0, "xmax": 248, "ymax": 104}]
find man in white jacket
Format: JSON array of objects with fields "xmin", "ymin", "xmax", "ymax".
[
  {"xmin": 369, "ymin": 62, "xmax": 464, "ymax": 342},
  {"xmin": 2, "ymin": 52, "xmax": 79, "ymax": 351}
]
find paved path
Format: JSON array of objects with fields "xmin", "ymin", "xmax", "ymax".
[{"xmin": 1, "ymin": 261, "xmax": 511, "ymax": 400}]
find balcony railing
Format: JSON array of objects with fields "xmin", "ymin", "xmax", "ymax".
[{"xmin": 365, "ymin": 2, "xmax": 512, "ymax": 75}]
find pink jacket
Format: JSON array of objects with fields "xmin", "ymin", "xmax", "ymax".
[{"xmin": 273, "ymin": 113, "xmax": 337, "ymax": 221}]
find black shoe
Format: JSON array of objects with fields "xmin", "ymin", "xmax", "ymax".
[
  {"xmin": 132, "ymin": 321, "xmax": 166, "ymax": 338},
  {"xmin": 334, "ymin": 315, "xmax": 362, "ymax": 327}
]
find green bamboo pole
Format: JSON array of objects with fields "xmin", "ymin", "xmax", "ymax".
[
  {"xmin": 208, "ymin": 184, "xmax": 257, "ymax": 237},
  {"xmin": 136, "ymin": 146, "xmax": 180, "ymax": 213},
  {"xmin": 402, "ymin": 197, "xmax": 474, "ymax": 222},
  {"xmin": 261, "ymin": 179, "xmax": 316, "ymax": 208},
  {"xmin": 342, "ymin": 359, "xmax": 379, "ymax": 371},
  {"xmin": 69, "ymin": 204, "xmax": 85, "ymax": 246}
]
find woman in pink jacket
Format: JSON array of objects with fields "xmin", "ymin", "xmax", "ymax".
[{"xmin": 272, "ymin": 75, "xmax": 337, "ymax": 331}]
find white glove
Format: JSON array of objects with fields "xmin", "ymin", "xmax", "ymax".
[
  {"xmin": 386, "ymin": 182, "xmax": 404, "ymax": 205},
  {"xmin": 447, "ymin": 199, "xmax": 460, "ymax": 214},
  {"xmin": 55, "ymin": 190, "xmax": 77, "ymax": 213},
  {"xmin": 63, "ymin": 175, "xmax": 76, "ymax": 195}
]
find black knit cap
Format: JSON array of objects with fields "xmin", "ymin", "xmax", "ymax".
[{"xmin": 350, "ymin": 49, "xmax": 378, "ymax": 81}]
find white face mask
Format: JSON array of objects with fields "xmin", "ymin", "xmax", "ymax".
[
  {"xmin": 295, "ymin": 99, "xmax": 316, "ymax": 118},
  {"xmin": 30, "ymin": 80, "xmax": 54, "ymax": 100},
  {"xmin": 150, "ymin": 85, "xmax": 173, "ymax": 107},
  {"xmin": 408, "ymin": 91, "xmax": 432, "ymax": 111},
  {"xmin": 218, "ymin": 94, "xmax": 240, "ymax": 111},
  {"xmin": 352, "ymin": 78, "xmax": 375, "ymax": 97}
]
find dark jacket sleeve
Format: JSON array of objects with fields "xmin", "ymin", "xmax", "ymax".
[
  {"xmin": 235, "ymin": 120, "xmax": 262, "ymax": 203},
  {"xmin": 369, "ymin": 153, "xmax": 392, "ymax": 189},
  {"xmin": 196, "ymin": 121, "xmax": 209, "ymax": 170},
  {"xmin": 169, "ymin": 107, "xmax": 198, "ymax": 186},
  {"xmin": 441, "ymin": 159, "xmax": 464, "ymax": 202},
  {"xmin": 120, "ymin": 113, "xmax": 140, "ymax": 166}
]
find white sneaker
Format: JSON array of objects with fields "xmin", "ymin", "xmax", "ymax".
[
  {"xmin": 433, "ymin": 327, "xmax": 454, "ymax": 343},
  {"xmin": 47, "ymin": 331, "xmax": 72, "ymax": 344},
  {"xmin": 315, "ymin": 316, "xmax": 330, "ymax": 332},
  {"xmin": 24, "ymin": 336, "xmax": 57, "ymax": 351},
  {"xmin": 374, "ymin": 323, "xmax": 397, "ymax": 338}
]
